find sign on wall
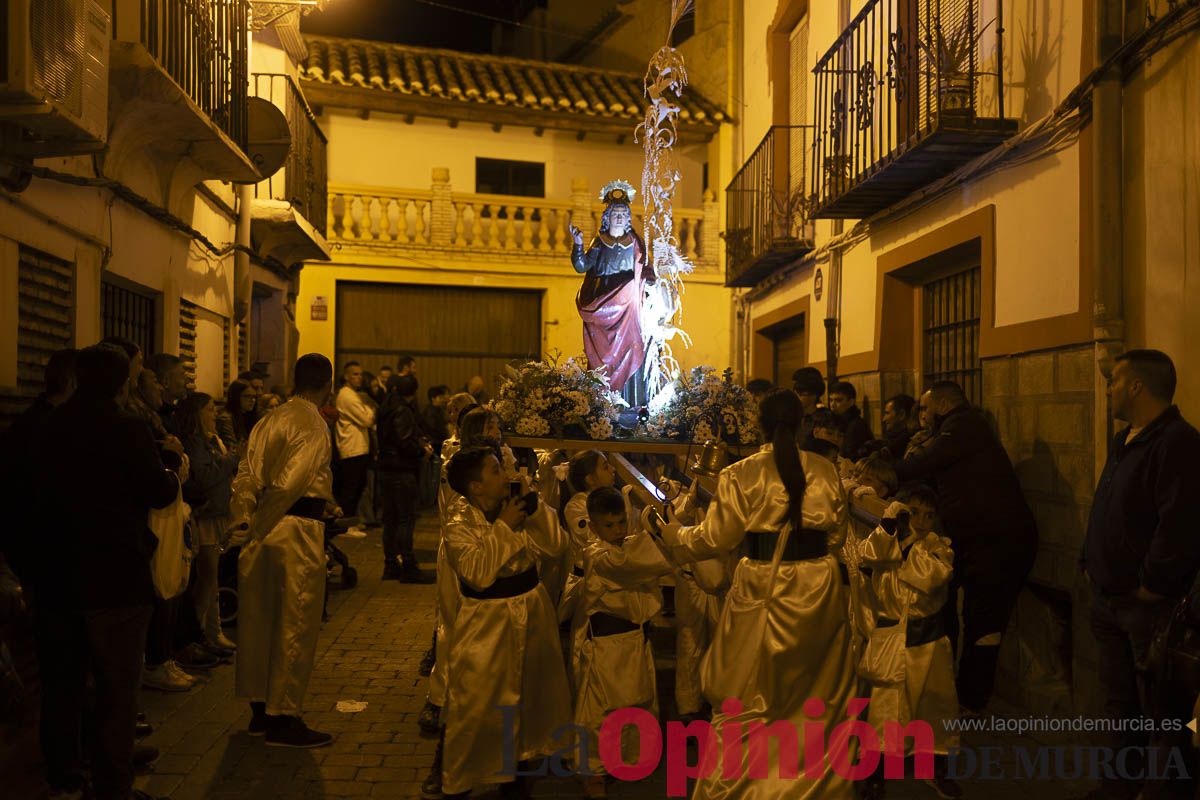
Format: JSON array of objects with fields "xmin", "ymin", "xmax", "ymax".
[{"xmin": 311, "ymin": 296, "xmax": 328, "ymax": 321}]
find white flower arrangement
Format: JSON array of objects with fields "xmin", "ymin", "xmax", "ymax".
[
  {"xmin": 494, "ymin": 353, "xmax": 623, "ymax": 440},
  {"xmin": 645, "ymin": 366, "xmax": 762, "ymax": 444}
]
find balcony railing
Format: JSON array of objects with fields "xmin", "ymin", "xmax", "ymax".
[
  {"xmin": 724, "ymin": 126, "xmax": 815, "ymax": 287},
  {"xmin": 140, "ymin": 0, "xmax": 249, "ymax": 150},
  {"xmin": 328, "ymin": 180, "xmax": 716, "ymax": 270},
  {"xmin": 811, "ymin": 0, "xmax": 1016, "ymax": 218},
  {"xmin": 251, "ymin": 73, "xmax": 328, "ymax": 235}
]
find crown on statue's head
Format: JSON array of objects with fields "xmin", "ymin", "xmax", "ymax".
[{"xmin": 600, "ymin": 179, "xmax": 636, "ymax": 205}]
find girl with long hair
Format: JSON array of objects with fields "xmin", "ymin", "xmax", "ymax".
[
  {"xmin": 660, "ymin": 389, "xmax": 855, "ymax": 799},
  {"xmin": 177, "ymin": 392, "xmax": 240, "ymax": 653},
  {"xmin": 216, "ymin": 380, "xmax": 259, "ymax": 450}
]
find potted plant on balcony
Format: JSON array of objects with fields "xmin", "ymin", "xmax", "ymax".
[{"xmin": 918, "ymin": 15, "xmax": 993, "ymax": 119}]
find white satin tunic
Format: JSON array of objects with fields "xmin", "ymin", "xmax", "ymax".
[
  {"xmin": 669, "ymin": 445, "xmax": 855, "ymax": 800},
  {"xmin": 231, "ymin": 397, "xmax": 333, "ymax": 717}
]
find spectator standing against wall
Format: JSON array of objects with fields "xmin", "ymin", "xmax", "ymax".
[
  {"xmin": 1079, "ymin": 350, "xmax": 1200, "ymax": 800},
  {"xmin": 881, "ymin": 393, "xmax": 919, "ymax": 456},
  {"xmin": 792, "ymin": 367, "xmax": 826, "ymax": 443},
  {"xmin": 38, "ymin": 344, "xmax": 179, "ymax": 800},
  {"xmin": 334, "ymin": 361, "xmax": 375, "ymax": 536},
  {"xmin": 828, "ymin": 381, "xmax": 874, "ymax": 460},
  {"xmin": 216, "ymin": 380, "xmax": 260, "ymax": 451},
  {"xmin": 146, "ymin": 354, "xmax": 189, "ymax": 437},
  {"xmin": 896, "ymin": 381, "xmax": 1038, "ymax": 714}
]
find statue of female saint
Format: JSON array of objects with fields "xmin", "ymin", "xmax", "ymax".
[{"xmin": 569, "ymin": 181, "xmax": 656, "ymax": 406}]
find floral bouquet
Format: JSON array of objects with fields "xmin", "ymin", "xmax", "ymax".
[
  {"xmin": 644, "ymin": 366, "xmax": 762, "ymax": 444},
  {"xmin": 493, "ymin": 353, "xmax": 623, "ymax": 440}
]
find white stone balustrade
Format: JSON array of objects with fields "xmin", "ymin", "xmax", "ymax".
[{"xmin": 326, "ymin": 170, "xmax": 721, "ymax": 271}]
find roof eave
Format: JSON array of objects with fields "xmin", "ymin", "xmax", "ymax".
[{"xmin": 302, "ymin": 81, "xmax": 721, "ymax": 143}]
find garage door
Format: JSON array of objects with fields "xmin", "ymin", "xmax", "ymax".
[{"xmin": 336, "ymin": 282, "xmax": 542, "ymax": 399}]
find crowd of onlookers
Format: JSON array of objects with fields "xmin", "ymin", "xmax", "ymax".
[
  {"xmin": 0, "ymin": 339, "xmax": 298, "ymax": 800},
  {"xmin": 0, "ymin": 342, "xmax": 1196, "ymax": 800},
  {"xmin": 321, "ymin": 357, "xmax": 491, "ymax": 582}
]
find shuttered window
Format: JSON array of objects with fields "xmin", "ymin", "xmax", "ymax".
[
  {"xmin": 0, "ymin": 247, "xmax": 75, "ymax": 428},
  {"xmin": 223, "ymin": 317, "xmax": 232, "ymax": 387},
  {"xmin": 238, "ymin": 320, "xmax": 250, "ymax": 377},
  {"xmin": 179, "ymin": 299, "xmax": 198, "ymax": 391}
]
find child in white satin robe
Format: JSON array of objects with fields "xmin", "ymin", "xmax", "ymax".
[{"xmin": 572, "ymin": 486, "xmax": 671, "ymax": 797}]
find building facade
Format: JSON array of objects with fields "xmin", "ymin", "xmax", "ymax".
[
  {"xmin": 727, "ymin": 0, "xmax": 1200, "ymax": 714},
  {"xmin": 294, "ymin": 33, "xmax": 734, "ymax": 395},
  {"xmin": 0, "ymin": 0, "xmax": 330, "ymax": 421}
]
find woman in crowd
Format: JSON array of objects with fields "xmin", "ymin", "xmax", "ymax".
[
  {"xmin": 177, "ymin": 393, "xmax": 241, "ymax": 654},
  {"xmin": 217, "ymin": 380, "xmax": 259, "ymax": 450},
  {"xmin": 660, "ymin": 389, "xmax": 855, "ymax": 799}
]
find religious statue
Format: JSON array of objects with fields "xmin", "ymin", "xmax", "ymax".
[{"xmin": 569, "ymin": 180, "xmax": 657, "ymax": 406}]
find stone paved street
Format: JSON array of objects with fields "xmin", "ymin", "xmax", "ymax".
[{"xmin": 5, "ymin": 510, "xmax": 1100, "ymax": 799}]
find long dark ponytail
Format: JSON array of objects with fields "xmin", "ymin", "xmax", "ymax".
[{"xmin": 759, "ymin": 389, "xmax": 808, "ymax": 533}]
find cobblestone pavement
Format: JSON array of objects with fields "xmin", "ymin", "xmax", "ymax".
[{"xmin": 9, "ymin": 509, "xmax": 1100, "ymax": 799}]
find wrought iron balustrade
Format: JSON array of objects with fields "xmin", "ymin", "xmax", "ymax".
[
  {"xmin": 811, "ymin": 0, "xmax": 1014, "ymax": 217},
  {"xmin": 140, "ymin": 0, "xmax": 249, "ymax": 150},
  {"xmin": 251, "ymin": 73, "xmax": 329, "ymax": 235},
  {"xmin": 724, "ymin": 125, "xmax": 814, "ymax": 287}
]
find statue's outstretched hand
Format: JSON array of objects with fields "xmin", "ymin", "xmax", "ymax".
[{"xmin": 569, "ymin": 224, "xmax": 584, "ymax": 247}]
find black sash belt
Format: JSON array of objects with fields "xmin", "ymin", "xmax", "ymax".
[
  {"xmin": 877, "ymin": 608, "xmax": 947, "ymax": 648},
  {"xmin": 587, "ymin": 611, "xmax": 649, "ymax": 639},
  {"xmin": 744, "ymin": 530, "xmax": 828, "ymax": 562},
  {"xmin": 460, "ymin": 566, "xmax": 539, "ymax": 600},
  {"xmin": 286, "ymin": 497, "xmax": 326, "ymax": 521}
]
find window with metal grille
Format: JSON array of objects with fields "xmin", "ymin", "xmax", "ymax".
[
  {"xmin": 179, "ymin": 299, "xmax": 198, "ymax": 390},
  {"xmin": 101, "ymin": 280, "xmax": 156, "ymax": 358},
  {"xmin": 923, "ymin": 266, "xmax": 982, "ymax": 404},
  {"xmin": 1, "ymin": 247, "xmax": 75, "ymax": 428}
]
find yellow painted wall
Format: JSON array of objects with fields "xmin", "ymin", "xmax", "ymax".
[
  {"xmin": 1122, "ymin": 32, "xmax": 1200, "ymax": 420},
  {"xmin": 325, "ymin": 112, "xmax": 709, "ymax": 208}
]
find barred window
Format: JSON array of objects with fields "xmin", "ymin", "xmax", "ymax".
[
  {"xmin": 101, "ymin": 280, "xmax": 156, "ymax": 358},
  {"xmin": 923, "ymin": 266, "xmax": 982, "ymax": 404}
]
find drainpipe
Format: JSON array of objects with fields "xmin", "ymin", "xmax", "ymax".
[
  {"xmin": 825, "ymin": 221, "xmax": 844, "ymax": 397},
  {"xmin": 234, "ymin": 184, "xmax": 253, "ymax": 354},
  {"xmin": 1092, "ymin": 0, "xmax": 1125, "ymax": 446}
]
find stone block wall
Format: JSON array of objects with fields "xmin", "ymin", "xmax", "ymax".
[{"xmin": 981, "ymin": 345, "xmax": 1101, "ymax": 716}]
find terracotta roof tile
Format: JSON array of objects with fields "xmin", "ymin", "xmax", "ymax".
[{"xmin": 301, "ymin": 36, "xmax": 727, "ymax": 129}]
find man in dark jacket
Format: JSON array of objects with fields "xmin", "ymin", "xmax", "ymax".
[
  {"xmin": 377, "ymin": 375, "xmax": 433, "ymax": 582},
  {"xmin": 896, "ymin": 380, "xmax": 1038, "ymax": 713},
  {"xmin": 0, "ymin": 349, "xmax": 77, "ymax": 793},
  {"xmin": 828, "ymin": 380, "xmax": 874, "ymax": 459},
  {"xmin": 38, "ymin": 344, "xmax": 179, "ymax": 800},
  {"xmin": 792, "ymin": 367, "xmax": 826, "ymax": 443},
  {"xmin": 1080, "ymin": 349, "xmax": 1200, "ymax": 800},
  {"xmin": 881, "ymin": 393, "xmax": 918, "ymax": 457}
]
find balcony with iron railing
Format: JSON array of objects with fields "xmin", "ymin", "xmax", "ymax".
[
  {"xmin": 724, "ymin": 125, "xmax": 815, "ymax": 287},
  {"xmin": 110, "ymin": 0, "xmax": 258, "ymax": 182},
  {"xmin": 810, "ymin": 0, "xmax": 1017, "ymax": 218},
  {"xmin": 248, "ymin": 72, "xmax": 330, "ymax": 264}
]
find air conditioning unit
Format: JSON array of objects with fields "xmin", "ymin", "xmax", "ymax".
[{"xmin": 0, "ymin": 0, "xmax": 110, "ymax": 147}]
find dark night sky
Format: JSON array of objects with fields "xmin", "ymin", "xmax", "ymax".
[{"xmin": 300, "ymin": 0, "xmax": 539, "ymax": 51}]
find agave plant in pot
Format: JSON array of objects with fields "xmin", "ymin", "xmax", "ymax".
[{"xmin": 918, "ymin": 15, "xmax": 993, "ymax": 118}]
